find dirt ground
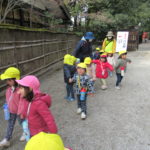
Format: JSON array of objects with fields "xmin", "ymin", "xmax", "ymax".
[{"xmin": 0, "ymin": 43, "xmax": 150, "ymax": 150}]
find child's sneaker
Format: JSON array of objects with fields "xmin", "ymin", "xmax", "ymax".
[
  {"xmin": 81, "ymin": 112, "xmax": 87, "ymax": 120},
  {"xmin": 69, "ymin": 98, "xmax": 75, "ymax": 101},
  {"xmin": 64, "ymin": 96, "xmax": 70, "ymax": 101},
  {"xmin": 101, "ymin": 85, "xmax": 108, "ymax": 90},
  {"xmin": 19, "ymin": 132, "xmax": 26, "ymax": 142},
  {"xmin": 115, "ymin": 86, "xmax": 121, "ymax": 90},
  {"xmin": 0, "ymin": 139, "xmax": 10, "ymax": 147},
  {"xmin": 77, "ymin": 108, "xmax": 82, "ymax": 114}
]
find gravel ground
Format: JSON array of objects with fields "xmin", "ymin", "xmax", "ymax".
[{"xmin": 0, "ymin": 43, "xmax": 150, "ymax": 150}]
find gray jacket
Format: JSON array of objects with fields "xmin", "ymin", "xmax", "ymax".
[{"xmin": 115, "ymin": 58, "xmax": 131, "ymax": 74}]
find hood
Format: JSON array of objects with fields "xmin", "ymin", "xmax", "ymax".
[
  {"xmin": 33, "ymin": 93, "xmax": 52, "ymax": 108},
  {"xmin": 16, "ymin": 75, "xmax": 41, "ymax": 95}
]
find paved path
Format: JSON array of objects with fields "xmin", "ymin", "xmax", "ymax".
[{"xmin": 1, "ymin": 43, "xmax": 150, "ymax": 150}]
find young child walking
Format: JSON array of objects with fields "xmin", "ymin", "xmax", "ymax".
[
  {"xmin": 92, "ymin": 53, "xmax": 114, "ymax": 90},
  {"xmin": 16, "ymin": 75, "xmax": 58, "ymax": 138},
  {"xmin": 107, "ymin": 52, "xmax": 116, "ymax": 77},
  {"xmin": 93, "ymin": 47, "xmax": 100, "ymax": 60},
  {"xmin": 115, "ymin": 51, "xmax": 131, "ymax": 90},
  {"xmin": 71, "ymin": 63, "xmax": 94, "ymax": 120},
  {"xmin": 63, "ymin": 54, "xmax": 76, "ymax": 101},
  {"xmin": 0, "ymin": 67, "xmax": 26, "ymax": 148},
  {"xmin": 84, "ymin": 57, "xmax": 96, "ymax": 93}
]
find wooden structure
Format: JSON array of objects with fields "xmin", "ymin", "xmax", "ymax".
[
  {"xmin": 1, "ymin": 0, "xmax": 71, "ymax": 28},
  {"xmin": 128, "ymin": 30, "xmax": 139, "ymax": 51},
  {"xmin": 0, "ymin": 26, "xmax": 79, "ymax": 92}
]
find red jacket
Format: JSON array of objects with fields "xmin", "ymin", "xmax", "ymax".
[
  {"xmin": 22, "ymin": 93, "xmax": 57, "ymax": 136},
  {"xmin": 92, "ymin": 60, "xmax": 114, "ymax": 79}
]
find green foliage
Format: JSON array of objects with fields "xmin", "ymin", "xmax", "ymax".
[{"xmin": 66, "ymin": 0, "xmax": 150, "ymax": 39}]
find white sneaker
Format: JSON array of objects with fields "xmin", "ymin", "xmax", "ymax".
[
  {"xmin": 77, "ymin": 108, "xmax": 82, "ymax": 114},
  {"xmin": 101, "ymin": 85, "xmax": 108, "ymax": 90},
  {"xmin": 0, "ymin": 138, "xmax": 10, "ymax": 147},
  {"xmin": 19, "ymin": 132, "xmax": 26, "ymax": 142},
  {"xmin": 115, "ymin": 86, "xmax": 121, "ymax": 90},
  {"xmin": 81, "ymin": 112, "xmax": 87, "ymax": 120}
]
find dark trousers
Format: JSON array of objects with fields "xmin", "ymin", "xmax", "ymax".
[
  {"xmin": 5, "ymin": 113, "xmax": 23, "ymax": 141},
  {"xmin": 116, "ymin": 73, "xmax": 123, "ymax": 86},
  {"xmin": 77, "ymin": 95, "xmax": 87, "ymax": 114},
  {"xmin": 66, "ymin": 83, "xmax": 74, "ymax": 98}
]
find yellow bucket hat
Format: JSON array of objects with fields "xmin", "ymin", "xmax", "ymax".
[
  {"xmin": 64, "ymin": 54, "xmax": 71, "ymax": 64},
  {"xmin": 84, "ymin": 57, "xmax": 92, "ymax": 65},
  {"xmin": 77, "ymin": 63, "xmax": 87, "ymax": 69},
  {"xmin": 119, "ymin": 51, "xmax": 127, "ymax": 56},
  {"xmin": 100, "ymin": 52, "xmax": 107, "ymax": 57},
  {"xmin": 1, "ymin": 67, "xmax": 20, "ymax": 80},
  {"xmin": 69, "ymin": 56, "xmax": 77, "ymax": 65},
  {"xmin": 25, "ymin": 132, "xmax": 65, "ymax": 150},
  {"xmin": 100, "ymin": 49, "xmax": 104, "ymax": 53},
  {"xmin": 96, "ymin": 47, "xmax": 100, "ymax": 51}
]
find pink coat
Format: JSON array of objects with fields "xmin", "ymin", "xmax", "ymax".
[
  {"xmin": 6, "ymin": 87, "xmax": 24, "ymax": 114},
  {"xmin": 22, "ymin": 93, "xmax": 58, "ymax": 136},
  {"xmin": 92, "ymin": 60, "xmax": 114, "ymax": 79}
]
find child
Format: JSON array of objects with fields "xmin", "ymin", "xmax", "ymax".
[
  {"xmin": 25, "ymin": 132, "xmax": 72, "ymax": 150},
  {"xmin": 16, "ymin": 75, "xmax": 58, "ymax": 137},
  {"xmin": 93, "ymin": 47, "xmax": 100, "ymax": 60},
  {"xmin": 71, "ymin": 63, "xmax": 94, "ymax": 120},
  {"xmin": 92, "ymin": 53, "xmax": 114, "ymax": 90},
  {"xmin": 0, "ymin": 67, "xmax": 25, "ymax": 148},
  {"xmin": 115, "ymin": 51, "xmax": 131, "ymax": 89},
  {"xmin": 84, "ymin": 57, "xmax": 96, "ymax": 92},
  {"xmin": 63, "ymin": 54, "xmax": 76, "ymax": 101},
  {"xmin": 107, "ymin": 52, "xmax": 116, "ymax": 77}
]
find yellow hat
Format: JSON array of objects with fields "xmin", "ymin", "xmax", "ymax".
[
  {"xmin": 69, "ymin": 56, "xmax": 77, "ymax": 65},
  {"xmin": 1, "ymin": 67, "xmax": 20, "ymax": 80},
  {"xmin": 100, "ymin": 53, "xmax": 107, "ymax": 57},
  {"xmin": 77, "ymin": 63, "xmax": 87, "ymax": 69},
  {"xmin": 25, "ymin": 132, "xmax": 65, "ymax": 150},
  {"xmin": 84, "ymin": 57, "xmax": 92, "ymax": 65},
  {"xmin": 119, "ymin": 51, "xmax": 127, "ymax": 56},
  {"xmin": 100, "ymin": 49, "xmax": 104, "ymax": 53},
  {"xmin": 96, "ymin": 47, "xmax": 100, "ymax": 51},
  {"xmin": 64, "ymin": 54, "xmax": 71, "ymax": 64},
  {"xmin": 107, "ymin": 51, "xmax": 113, "ymax": 54}
]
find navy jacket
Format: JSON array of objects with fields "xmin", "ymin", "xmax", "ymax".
[
  {"xmin": 73, "ymin": 39, "xmax": 92, "ymax": 62},
  {"xmin": 63, "ymin": 64, "xmax": 76, "ymax": 83}
]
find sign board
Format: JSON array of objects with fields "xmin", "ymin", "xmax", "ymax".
[{"xmin": 116, "ymin": 31, "xmax": 129, "ymax": 52}]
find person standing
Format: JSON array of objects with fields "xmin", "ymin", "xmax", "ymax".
[
  {"xmin": 102, "ymin": 31, "xmax": 116, "ymax": 54},
  {"xmin": 73, "ymin": 32, "xmax": 95, "ymax": 62}
]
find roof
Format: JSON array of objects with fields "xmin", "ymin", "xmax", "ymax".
[{"xmin": 21, "ymin": 0, "xmax": 70, "ymax": 20}]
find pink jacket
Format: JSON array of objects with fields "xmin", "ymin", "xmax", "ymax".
[
  {"xmin": 92, "ymin": 60, "xmax": 114, "ymax": 79},
  {"xmin": 22, "ymin": 93, "xmax": 58, "ymax": 136},
  {"xmin": 6, "ymin": 87, "xmax": 24, "ymax": 114}
]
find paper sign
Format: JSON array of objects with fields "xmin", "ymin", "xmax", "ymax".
[{"xmin": 116, "ymin": 31, "xmax": 129, "ymax": 52}]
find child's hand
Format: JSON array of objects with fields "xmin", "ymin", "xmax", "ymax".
[
  {"xmin": 88, "ymin": 93, "xmax": 94, "ymax": 97},
  {"xmin": 69, "ymin": 78, "xmax": 73, "ymax": 83}
]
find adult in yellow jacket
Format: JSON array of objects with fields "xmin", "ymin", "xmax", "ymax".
[{"xmin": 102, "ymin": 31, "xmax": 116, "ymax": 54}]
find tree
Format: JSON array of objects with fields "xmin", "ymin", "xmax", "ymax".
[{"xmin": 0, "ymin": 0, "xmax": 23, "ymax": 23}]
